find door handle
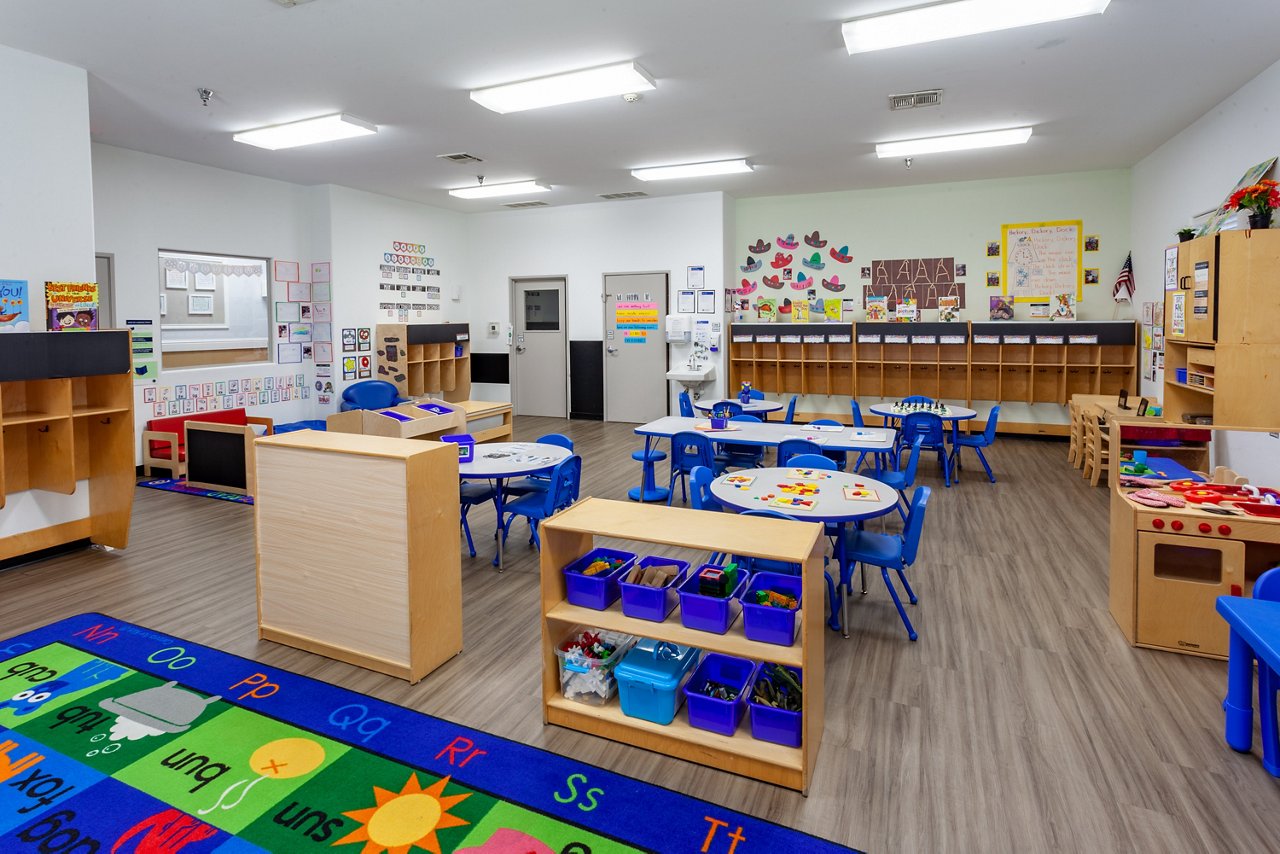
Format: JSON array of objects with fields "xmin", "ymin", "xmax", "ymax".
[
  {"xmin": 606, "ymin": 346, "xmax": 619, "ymax": 355},
  {"xmin": 515, "ymin": 345, "xmax": 526, "ymax": 354}
]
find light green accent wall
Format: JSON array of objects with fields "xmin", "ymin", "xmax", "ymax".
[{"xmin": 734, "ymin": 169, "xmax": 1131, "ymax": 321}]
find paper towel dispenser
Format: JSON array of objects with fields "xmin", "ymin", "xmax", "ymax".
[{"xmin": 666, "ymin": 314, "xmax": 691, "ymax": 343}]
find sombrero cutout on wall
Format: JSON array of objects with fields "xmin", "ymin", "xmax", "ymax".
[
  {"xmin": 739, "ymin": 278, "xmax": 758, "ymax": 295},
  {"xmin": 822, "ymin": 275, "xmax": 845, "ymax": 292},
  {"xmin": 802, "ymin": 251, "xmax": 825, "ymax": 271},
  {"xmin": 770, "ymin": 252, "xmax": 793, "ymax": 269},
  {"xmin": 778, "ymin": 298, "xmax": 793, "ymax": 314},
  {"xmin": 748, "ymin": 239, "xmax": 771, "ymax": 254},
  {"xmin": 793, "ymin": 272, "xmax": 814, "ymax": 290},
  {"xmin": 741, "ymin": 256, "xmax": 761, "ymax": 273},
  {"xmin": 762, "ymin": 274, "xmax": 783, "ymax": 289},
  {"xmin": 804, "ymin": 230, "xmax": 827, "ymax": 248},
  {"xmin": 777, "ymin": 233, "xmax": 800, "ymax": 250},
  {"xmin": 830, "ymin": 245, "xmax": 853, "ymax": 263}
]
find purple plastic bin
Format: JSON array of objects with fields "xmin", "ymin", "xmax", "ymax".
[
  {"xmin": 677, "ymin": 565, "xmax": 750, "ymax": 634},
  {"xmin": 563, "ymin": 548, "xmax": 637, "ymax": 610},
  {"xmin": 747, "ymin": 665, "xmax": 803, "ymax": 747},
  {"xmin": 620, "ymin": 557, "xmax": 690, "ymax": 622},
  {"xmin": 683, "ymin": 653, "xmax": 756, "ymax": 736},
  {"xmin": 741, "ymin": 572, "xmax": 804, "ymax": 646}
]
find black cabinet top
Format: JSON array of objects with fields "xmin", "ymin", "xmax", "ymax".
[{"xmin": 0, "ymin": 331, "xmax": 130, "ymax": 382}]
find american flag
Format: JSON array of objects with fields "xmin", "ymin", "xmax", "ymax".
[{"xmin": 1112, "ymin": 252, "xmax": 1134, "ymax": 301}]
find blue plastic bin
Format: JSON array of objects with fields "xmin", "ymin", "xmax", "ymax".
[
  {"xmin": 747, "ymin": 665, "xmax": 803, "ymax": 747},
  {"xmin": 1175, "ymin": 367, "xmax": 1188, "ymax": 384},
  {"xmin": 678, "ymin": 565, "xmax": 750, "ymax": 634},
  {"xmin": 615, "ymin": 639, "xmax": 701, "ymax": 725},
  {"xmin": 741, "ymin": 572, "xmax": 804, "ymax": 646},
  {"xmin": 440, "ymin": 433, "xmax": 476, "ymax": 462},
  {"xmin": 563, "ymin": 548, "xmax": 636, "ymax": 610},
  {"xmin": 683, "ymin": 653, "xmax": 756, "ymax": 736},
  {"xmin": 620, "ymin": 557, "xmax": 690, "ymax": 622}
]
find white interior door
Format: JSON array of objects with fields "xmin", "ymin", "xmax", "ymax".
[
  {"xmin": 512, "ymin": 278, "xmax": 567, "ymax": 417},
  {"xmin": 604, "ymin": 272, "xmax": 668, "ymax": 424},
  {"xmin": 94, "ymin": 253, "xmax": 115, "ymax": 328}
]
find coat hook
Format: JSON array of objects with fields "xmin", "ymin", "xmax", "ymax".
[
  {"xmin": 100, "ymin": 417, "xmax": 111, "ymax": 425},
  {"xmin": 38, "ymin": 425, "xmax": 49, "ymax": 433}
]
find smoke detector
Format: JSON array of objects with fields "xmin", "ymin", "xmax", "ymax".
[
  {"xmin": 889, "ymin": 89, "xmax": 943, "ymax": 110},
  {"xmin": 622, "ymin": 92, "xmax": 643, "ymax": 103}
]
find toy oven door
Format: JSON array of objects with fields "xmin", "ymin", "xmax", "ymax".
[{"xmin": 1136, "ymin": 531, "xmax": 1244, "ymax": 657}]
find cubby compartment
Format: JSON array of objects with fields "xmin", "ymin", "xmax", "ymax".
[
  {"xmin": 780, "ymin": 361, "xmax": 803, "ymax": 392},
  {"xmin": 1100, "ymin": 344, "xmax": 1129, "ymax": 366},
  {"xmin": 1000, "ymin": 365, "xmax": 1031, "ymax": 400},
  {"xmin": 1001, "ymin": 344, "xmax": 1031, "ymax": 365},
  {"xmin": 855, "ymin": 362, "xmax": 882, "ymax": 397},
  {"xmin": 441, "ymin": 360, "xmax": 457, "ymax": 392},
  {"xmin": 909, "ymin": 364, "xmax": 940, "ymax": 399},
  {"xmin": 970, "ymin": 365, "xmax": 999, "ymax": 402},
  {"xmin": 970, "ymin": 343, "xmax": 1000, "ymax": 364},
  {"xmin": 1064, "ymin": 366, "xmax": 1096, "ymax": 399},
  {"xmin": 829, "ymin": 362, "xmax": 853, "ymax": 397},
  {"xmin": 939, "ymin": 343, "xmax": 967, "ymax": 364},
  {"xmin": 1032, "ymin": 366, "xmax": 1062, "ymax": 404},
  {"xmin": 883, "ymin": 363, "xmax": 910, "ymax": 398},
  {"xmin": 72, "ymin": 374, "xmax": 131, "ymax": 417},
  {"xmin": 3, "ymin": 378, "xmax": 71, "ymax": 424},
  {"xmin": 407, "ymin": 343, "xmax": 425, "ymax": 362},
  {"xmin": 1066, "ymin": 344, "xmax": 1098, "ymax": 365}
]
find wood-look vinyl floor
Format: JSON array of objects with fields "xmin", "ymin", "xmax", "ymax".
[{"xmin": 2, "ymin": 417, "xmax": 1277, "ymax": 853}]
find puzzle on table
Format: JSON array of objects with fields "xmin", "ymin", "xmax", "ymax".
[
  {"xmin": 769, "ymin": 495, "xmax": 816, "ymax": 511},
  {"xmin": 842, "ymin": 486, "xmax": 880, "ymax": 502},
  {"xmin": 0, "ymin": 614, "xmax": 856, "ymax": 854},
  {"xmin": 723, "ymin": 474, "xmax": 756, "ymax": 488},
  {"xmin": 777, "ymin": 482, "xmax": 821, "ymax": 496},
  {"xmin": 786, "ymin": 469, "xmax": 833, "ymax": 480}
]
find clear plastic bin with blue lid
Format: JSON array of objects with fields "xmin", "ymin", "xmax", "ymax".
[{"xmin": 614, "ymin": 638, "xmax": 702, "ymax": 725}]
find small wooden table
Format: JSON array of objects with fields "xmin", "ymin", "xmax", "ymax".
[{"xmin": 451, "ymin": 399, "xmax": 514, "ymax": 443}]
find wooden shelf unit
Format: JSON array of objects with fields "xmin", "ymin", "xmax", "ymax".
[
  {"xmin": 539, "ymin": 497, "xmax": 825, "ymax": 793},
  {"xmin": 1163, "ymin": 230, "xmax": 1280, "ymax": 429},
  {"xmin": 376, "ymin": 323, "xmax": 471, "ymax": 402},
  {"xmin": 727, "ymin": 320, "xmax": 1138, "ymax": 435},
  {"xmin": 0, "ymin": 331, "xmax": 134, "ymax": 557}
]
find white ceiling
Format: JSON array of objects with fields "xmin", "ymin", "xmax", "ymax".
[{"xmin": 2, "ymin": 0, "xmax": 1279, "ymax": 211}]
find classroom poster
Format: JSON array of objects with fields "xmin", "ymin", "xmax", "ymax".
[
  {"xmin": 126, "ymin": 318, "xmax": 158, "ymax": 381},
  {"xmin": 865, "ymin": 295, "xmax": 889, "ymax": 321},
  {"xmin": 46, "ymin": 281, "xmax": 99, "ymax": 330},
  {"xmin": 1001, "ymin": 220, "xmax": 1083, "ymax": 302},
  {"xmin": 0, "ymin": 279, "xmax": 29, "ymax": 332}
]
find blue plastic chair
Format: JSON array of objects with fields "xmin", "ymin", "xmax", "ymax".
[
  {"xmin": 459, "ymin": 481, "xmax": 499, "ymax": 558},
  {"xmin": 864, "ymin": 436, "xmax": 923, "ymax": 520},
  {"xmin": 748, "ymin": 388, "xmax": 765, "ymax": 401},
  {"xmin": 783, "ymin": 395, "xmax": 798, "ymax": 424},
  {"xmin": 689, "ymin": 465, "xmax": 721, "ymax": 513},
  {"xmin": 678, "ymin": 390, "xmax": 695, "ymax": 418},
  {"xmin": 810, "ymin": 419, "xmax": 847, "ymax": 471},
  {"xmin": 787, "ymin": 453, "xmax": 836, "ymax": 471},
  {"xmin": 1250, "ymin": 567, "xmax": 1280, "ymax": 774},
  {"xmin": 339, "ymin": 380, "xmax": 409, "ymax": 412},
  {"xmin": 668, "ymin": 431, "xmax": 721, "ymax": 505},
  {"xmin": 716, "ymin": 415, "xmax": 765, "ymax": 469},
  {"xmin": 730, "ymin": 509, "xmax": 803, "ymax": 576},
  {"xmin": 850, "ymin": 400, "xmax": 874, "ymax": 472},
  {"xmin": 777, "ymin": 437, "xmax": 820, "ymax": 467},
  {"xmin": 898, "ymin": 411, "xmax": 950, "ymax": 487},
  {"xmin": 712, "ymin": 400, "xmax": 744, "ymax": 419},
  {"xmin": 951, "ymin": 405, "xmax": 1000, "ymax": 483},
  {"xmin": 504, "ymin": 434, "xmax": 574, "ymax": 497},
  {"xmin": 832, "ymin": 485, "xmax": 931, "ymax": 640},
  {"xmin": 499, "ymin": 455, "xmax": 581, "ymax": 553}
]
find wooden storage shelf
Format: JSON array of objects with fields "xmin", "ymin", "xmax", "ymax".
[
  {"xmin": 540, "ymin": 498, "xmax": 824, "ymax": 793},
  {"xmin": 376, "ymin": 323, "xmax": 471, "ymax": 401}
]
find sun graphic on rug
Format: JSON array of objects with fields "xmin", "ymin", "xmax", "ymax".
[{"xmin": 335, "ymin": 774, "xmax": 471, "ymax": 854}]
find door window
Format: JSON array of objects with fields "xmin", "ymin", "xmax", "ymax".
[{"xmin": 524, "ymin": 290, "xmax": 560, "ymax": 331}]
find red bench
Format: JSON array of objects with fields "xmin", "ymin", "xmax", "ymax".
[{"xmin": 142, "ymin": 408, "xmax": 273, "ymax": 477}]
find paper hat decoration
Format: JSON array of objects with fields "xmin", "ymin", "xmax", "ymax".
[
  {"xmin": 738, "ymin": 278, "xmax": 758, "ymax": 295},
  {"xmin": 801, "ymin": 251, "xmax": 826, "ymax": 271},
  {"xmin": 793, "ymin": 272, "xmax": 813, "ymax": 290},
  {"xmin": 777, "ymin": 233, "xmax": 800, "ymax": 250},
  {"xmin": 778, "ymin": 298, "xmax": 793, "ymax": 314},
  {"xmin": 748, "ymin": 239, "xmax": 771, "ymax": 254},
  {"xmin": 770, "ymin": 252, "xmax": 793, "ymax": 269},
  {"xmin": 740, "ymin": 256, "xmax": 761, "ymax": 273},
  {"xmin": 804, "ymin": 230, "xmax": 827, "ymax": 248},
  {"xmin": 762, "ymin": 274, "xmax": 783, "ymax": 289},
  {"xmin": 821, "ymin": 275, "xmax": 845, "ymax": 292},
  {"xmin": 829, "ymin": 245, "xmax": 853, "ymax": 263}
]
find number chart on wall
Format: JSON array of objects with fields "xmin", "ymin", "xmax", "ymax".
[{"xmin": 1001, "ymin": 220, "xmax": 1083, "ymax": 302}]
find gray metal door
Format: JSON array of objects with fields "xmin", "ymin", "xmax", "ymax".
[
  {"xmin": 94, "ymin": 253, "xmax": 115, "ymax": 328},
  {"xmin": 512, "ymin": 278, "xmax": 567, "ymax": 417},
  {"xmin": 604, "ymin": 272, "xmax": 668, "ymax": 423}
]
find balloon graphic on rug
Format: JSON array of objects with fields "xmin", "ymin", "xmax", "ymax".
[
  {"xmin": 199, "ymin": 736, "xmax": 326, "ymax": 815},
  {"xmin": 336, "ymin": 773, "xmax": 471, "ymax": 854},
  {"xmin": 0, "ymin": 659, "xmax": 128, "ymax": 718},
  {"xmin": 90, "ymin": 681, "xmax": 221, "ymax": 752}
]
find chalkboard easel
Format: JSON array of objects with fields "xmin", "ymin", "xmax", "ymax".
[{"xmin": 185, "ymin": 421, "xmax": 256, "ymax": 496}]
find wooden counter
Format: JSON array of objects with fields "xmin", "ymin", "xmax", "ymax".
[{"xmin": 254, "ymin": 430, "xmax": 461, "ymax": 682}]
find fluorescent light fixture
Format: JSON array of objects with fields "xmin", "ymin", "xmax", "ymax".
[
  {"xmin": 448, "ymin": 181, "xmax": 550, "ymax": 199},
  {"xmin": 470, "ymin": 61, "xmax": 655, "ymax": 114},
  {"xmin": 631, "ymin": 159, "xmax": 753, "ymax": 182},
  {"xmin": 843, "ymin": 0, "xmax": 1111, "ymax": 54},
  {"xmin": 875, "ymin": 127, "xmax": 1033, "ymax": 158},
  {"xmin": 232, "ymin": 113, "xmax": 377, "ymax": 150}
]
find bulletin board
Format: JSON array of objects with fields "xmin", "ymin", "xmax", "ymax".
[{"xmin": 1001, "ymin": 220, "xmax": 1083, "ymax": 302}]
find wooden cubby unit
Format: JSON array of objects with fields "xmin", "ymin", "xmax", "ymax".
[
  {"xmin": 376, "ymin": 323, "xmax": 471, "ymax": 401},
  {"xmin": 0, "ymin": 331, "xmax": 134, "ymax": 555},
  {"xmin": 1163, "ymin": 230, "xmax": 1280, "ymax": 430},
  {"xmin": 539, "ymin": 498, "xmax": 825, "ymax": 793}
]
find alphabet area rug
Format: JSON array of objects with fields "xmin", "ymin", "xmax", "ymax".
[
  {"xmin": 137, "ymin": 478, "xmax": 254, "ymax": 505},
  {"xmin": 0, "ymin": 614, "xmax": 857, "ymax": 853}
]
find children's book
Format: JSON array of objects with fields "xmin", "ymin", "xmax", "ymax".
[
  {"xmin": 989, "ymin": 295, "xmax": 1014, "ymax": 320},
  {"xmin": 792, "ymin": 300, "xmax": 810, "ymax": 322},
  {"xmin": 896, "ymin": 298, "xmax": 919, "ymax": 322},
  {"xmin": 823, "ymin": 298, "xmax": 842, "ymax": 322},
  {"xmin": 755, "ymin": 296, "xmax": 777, "ymax": 321},
  {"xmin": 843, "ymin": 486, "xmax": 881, "ymax": 501},
  {"xmin": 938, "ymin": 295, "xmax": 960, "ymax": 322},
  {"xmin": 1050, "ymin": 292, "xmax": 1076, "ymax": 321},
  {"xmin": 865, "ymin": 295, "xmax": 889, "ymax": 322}
]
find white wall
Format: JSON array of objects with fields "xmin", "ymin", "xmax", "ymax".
[
  {"xmin": 1130, "ymin": 58, "xmax": 1280, "ymax": 481},
  {"xmin": 736, "ymin": 169, "xmax": 1133, "ymax": 323},
  {"xmin": 0, "ymin": 46, "xmax": 96, "ymax": 535},
  {"xmin": 463, "ymin": 193, "xmax": 730, "ymax": 407}
]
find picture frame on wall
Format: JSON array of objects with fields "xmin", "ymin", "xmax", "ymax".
[
  {"xmin": 188, "ymin": 294, "xmax": 215, "ymax": 315},
  {"xmin": 273, "ymin": 260, "xmax": 301, "ymax": 283}
]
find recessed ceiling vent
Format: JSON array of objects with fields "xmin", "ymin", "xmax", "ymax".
[
  {"xmin": 889, "ymin": 89, "xmax": 943, "ymax": 110},
  {"xmin": 437, "ymin": 152, "xmax": 484, "ymax": 164},
  {"xmin": 598, "ymin": 191, "xmax": 649, "ymax": 200},
  {"xmin": 503, "ymin": 200, "xmax": 548, "ymax": 209},
  {"xmin": 272, "ymin": 0, "xmax": 318, "ymax": 7}
]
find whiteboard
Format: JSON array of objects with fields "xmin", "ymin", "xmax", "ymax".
[{"xmin": 1001, "ymin": 220, "xmax": 1082, "ymax": 301}]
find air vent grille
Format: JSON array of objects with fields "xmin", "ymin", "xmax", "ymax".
[
  {"xmin": 503, "ymin": 200, "xmax": 548, "ymax": 209},
  {"xmin": 437, "ymin": 152, "xmax": 484, "ymax": 164},
  {"xmin": 889, "ymin": 89, "xmax": 942, "ymax": 110},
  {"xmin": 598, "ymin": 191, "xmax": 649, "ymax": 200}
]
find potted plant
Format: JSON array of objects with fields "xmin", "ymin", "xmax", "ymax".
[
  {"xmin": 1225, "ymin": 178, "xmax": 1279, "ymax": 230},
  {"xmin": 1176, "ymin": 228, "xmax": 1196, "ymax": 243}
]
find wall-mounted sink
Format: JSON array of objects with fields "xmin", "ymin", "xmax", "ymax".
[{"xmin": 666, "ymin": 363, "xmax": 715, "ymax": 383}]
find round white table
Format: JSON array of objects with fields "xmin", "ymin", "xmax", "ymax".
[
  {"xmin": 694, "ymin": 398, "xmax": 785, "ymax": 417},
  {"xmin": 869, "ymin": 402, "xmax": 978, "ymax": 484},
  {"xmin": 459, "ymin": 442, "xmax": 571, "ymax": 570}
]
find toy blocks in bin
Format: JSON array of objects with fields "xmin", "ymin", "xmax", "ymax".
[
  {"xmin": 620, "ymin": 556, "xmax": 691, "ymax": 622},
  {"xmin": 683, "ymin": 653, "xmax": 756, "ymax": 736},
  {"xmin": 555, "ymin": 627, "xmax": 637, "ymax": 706},
  {"xmin": 678, "ymin": 564, "xmax": 750, "ymax": 634},
  {"xmin": 440, "ymin": 433, "xmax": 475, "ymax": 462},
  {"xmin": 747, "ymin": 663, "xmax": 804, "ymax": 747},
  {"xmin": 741, "ymin": 572, "xmax": 803, "ymax": 646},
  {"xmin": 615, "ymin": 639, "xmax": 701, "ymax": 725},
  {"xmin": 326, "ymin": 397, "xmax": 466, "ymax": 441},
  {"xmin": 563, "ymin": 548, "xmax": 637, "ymax": 610}
]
